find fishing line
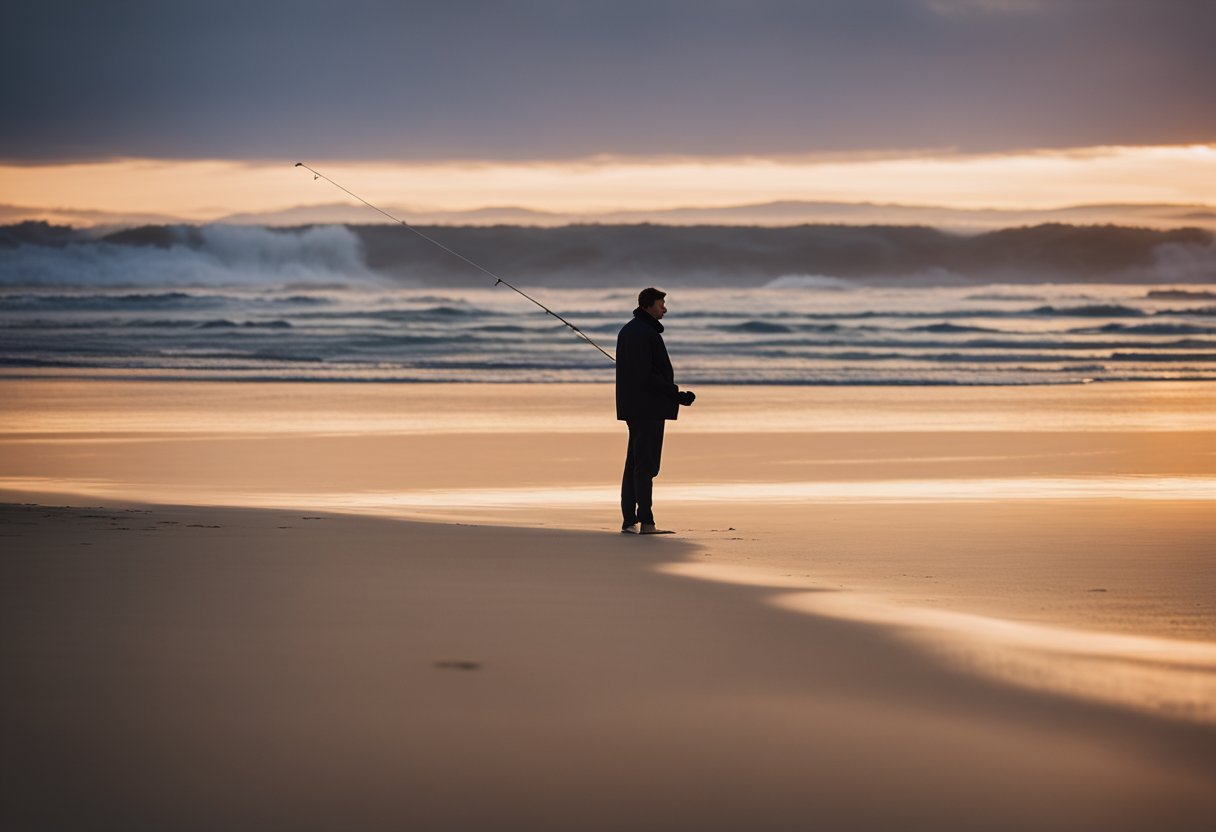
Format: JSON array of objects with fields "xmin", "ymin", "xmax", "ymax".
[{"xmin": 294, "ymin": 162, "xmax": 615, "ymax": 363}]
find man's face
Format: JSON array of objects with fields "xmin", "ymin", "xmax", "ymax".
[{"xmin": 646, "ymin": 298, "xmax": 667, "ymax": 320}]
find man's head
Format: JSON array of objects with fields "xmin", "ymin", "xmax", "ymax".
[{"xmin": 639, "ymin": 287, "xmax": 667, "ymax": 320}]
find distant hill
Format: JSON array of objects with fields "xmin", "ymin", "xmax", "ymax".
[
  {"xmin": 213, "ymin": 200, "xmax": 1216, "ymax": 233},
  {"xmin": 6, "ymin": 220, "xmax": 1200, "ymax": 285},
  {"xmin": 4, "ymin": 199, "xmax": 1214, "ymax": 234},
  {"xmin": 351, "ymin": 222, "xmax": 1216, "ymax": 285}
]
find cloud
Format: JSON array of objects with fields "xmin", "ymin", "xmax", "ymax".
[{"xmin": 1, "ymin": 1, "xmax": 1212, "ymax": 161}]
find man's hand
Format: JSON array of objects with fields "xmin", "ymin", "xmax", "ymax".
[{"xmin": 678, "ymin": 390, "xmax": 696, "ymax": 406}]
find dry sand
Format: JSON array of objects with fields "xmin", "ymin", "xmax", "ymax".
[{"xmin": 2, "ymin": 379, "xmax": 1215, "ymax": 829}]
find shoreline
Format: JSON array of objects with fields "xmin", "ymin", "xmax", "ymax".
[
  {"xmin": 3, "ymin": 381, "xmax": 1213, "ymax": 630},
  {"xmin": 5, "ymin": 368, "xmax": 1216, "ymax": 387},
  {"xmin": 5, "ymin": 378, "xmax": 1215, "ymax": 434},
  {"xmin": 7, "ymin": 370, "xmax": 1216, "ymax": 388},
  {"xmin": 3, "ymin": 378, "xmax": 1214, "ymax": 762}
]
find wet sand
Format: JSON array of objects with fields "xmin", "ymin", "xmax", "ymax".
[{"xmin": 2, "ymin": 379, "xmax": 1215, "ymax": 828}]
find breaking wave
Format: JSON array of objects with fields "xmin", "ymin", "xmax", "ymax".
[
  {"xmin": 763, "ymin": 274, "xmax": 856, "ymax": 291},
  {"xmin": 0, "ymin": 225, "xmax": 384, "ymax": 288}
]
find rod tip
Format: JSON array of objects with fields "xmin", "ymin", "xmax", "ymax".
[{"xmin": 294, "ymin": 162, "xmax": 303, "ymax": 167}]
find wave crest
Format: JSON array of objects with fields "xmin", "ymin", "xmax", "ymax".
[
  {"xmin": 763, "ymin": 274, "xmax": 855, "ymax": 290},
  {"xmin": 0, "ymin": 225, "xmax": 385, "ymax": 288}
]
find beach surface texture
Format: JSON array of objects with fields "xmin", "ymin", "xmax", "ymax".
[{"xmin": 2, "ymin": 380, "xmax": 1214, "ymax": 830}]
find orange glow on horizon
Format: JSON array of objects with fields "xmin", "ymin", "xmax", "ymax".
[{"xmin": 1, "ymin": 144, "xmax": 1213, "ymax": 225}]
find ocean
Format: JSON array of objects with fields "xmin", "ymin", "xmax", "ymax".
[{"xmin": 2, "ymin": 281, "xmax": 1214, "ymax": 385}]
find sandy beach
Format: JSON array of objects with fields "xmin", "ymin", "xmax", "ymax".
[
  {"xmin": 2, "ymin": 379, "xmax": 1215, "ymax": 829},
  {"xmin": 8, "ymin": 0, "xmax": 1215, "ymax": 826}
]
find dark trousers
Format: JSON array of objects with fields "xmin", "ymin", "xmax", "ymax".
[{"xmin": 621, "ymin": 419, "xmax": 665, "ymax": 525}]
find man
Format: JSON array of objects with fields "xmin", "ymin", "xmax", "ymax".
[{"xmin": 615, "ymin": 287, "xmax": 695, "ymax": 535}]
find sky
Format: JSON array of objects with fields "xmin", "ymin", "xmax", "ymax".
[{"xmin": 2, "ymin": 0, "xmax": 1213, "ymax": 222}]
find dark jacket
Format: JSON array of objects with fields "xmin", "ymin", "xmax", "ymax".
[{"xmin": 616, "ymin": 307, "xmax": 680, "ymax": 421}]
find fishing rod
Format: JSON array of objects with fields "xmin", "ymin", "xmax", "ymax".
[{"xmin": 294, "ymin": 162, "xmax": 615, "ymax": 363}]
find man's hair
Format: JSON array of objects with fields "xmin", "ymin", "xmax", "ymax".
[{"xmin": 638, "ymin": 287, "xmax": 666, "ymax": 309}]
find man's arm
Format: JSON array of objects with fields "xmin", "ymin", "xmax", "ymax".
[{"xmin": 642, "ymin": 341, "xmax": 678, "ymax": 399}]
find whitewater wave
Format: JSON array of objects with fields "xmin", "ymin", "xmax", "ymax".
[
  {"xmin": 0, "ymin": 225, "xmax": 387, "ymax": 288},
  {"xmin": 763, "ymin": 274, "xmax": 856, "ymax": 291}
]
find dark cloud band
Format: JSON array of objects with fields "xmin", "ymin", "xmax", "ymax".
[{"xmin": 2, "ymin": 0, "xmax": 1212, "ymax": 161}]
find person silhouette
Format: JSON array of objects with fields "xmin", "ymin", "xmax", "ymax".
[{"xmin": 615, "ymin": 287, "xmax": 695, "ymax": 534}]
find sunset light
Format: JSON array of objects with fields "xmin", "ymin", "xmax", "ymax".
[
  {"xmin": 4, "ymin": 1, "xmax": 1214, "ymax": 827},
  {"xmin": 2, "ymin": 143, "xmax": 1213, "ymax": 226}
]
